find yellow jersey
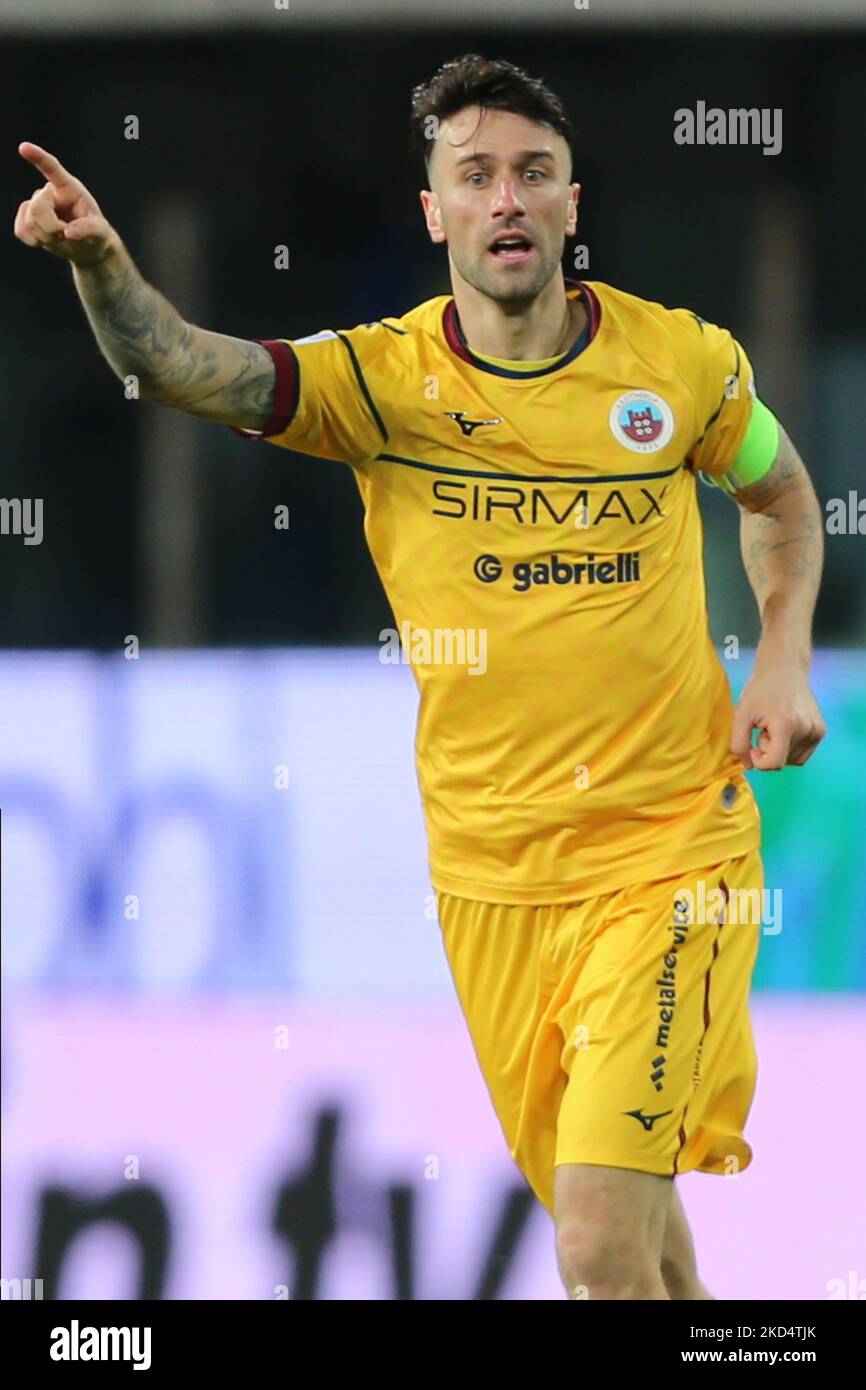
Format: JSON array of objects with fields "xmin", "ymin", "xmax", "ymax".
[{"xmin": 234, "ymin": 278, "xmax": 761, "ymax": 903}]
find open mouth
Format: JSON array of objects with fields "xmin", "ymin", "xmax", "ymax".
[{"xmin": 488, "ymin": 235, "xmax": 535, "ymax": 263}]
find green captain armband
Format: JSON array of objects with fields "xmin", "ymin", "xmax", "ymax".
[{"xmin": 705, "ymin": 395, "xmax": 780, "ymax": 495}]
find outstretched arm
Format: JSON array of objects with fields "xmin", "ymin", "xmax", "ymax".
[{"xmin": 14, "ymin": 141, "xmax": 275, "ymax": 431}]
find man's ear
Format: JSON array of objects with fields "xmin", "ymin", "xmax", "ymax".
[
  {"xmin": 419, "ymin": 188, "xmax": 446, "ymax": 245},
  {"xmin": 565, "ymin": 182, "xmax": 581, "ymax": 237}
]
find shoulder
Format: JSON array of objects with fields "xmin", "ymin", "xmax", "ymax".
[
  {"xmin": 586, "ymin": 278, "xmax": 732, "ymax": 356},
  {"xmin": 587, "ymin": 279, "xmax": 750, "ymax": 414},
  {"xmin": 331, "ymin": 294, "xmax": 451, "ymax": 363}
]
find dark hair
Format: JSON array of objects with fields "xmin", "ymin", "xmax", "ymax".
[{"xmin": 409, "ymin": 54, "xmax": 574, "ymax": 178}]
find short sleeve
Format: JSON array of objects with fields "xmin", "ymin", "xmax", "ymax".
[
  {"xmin": 673, "ymin": 311, "xmax": 757, "ymax": 478},
  {"xmin": 231, "ymin": 324, "xmax": 391, "ymax": 467}
]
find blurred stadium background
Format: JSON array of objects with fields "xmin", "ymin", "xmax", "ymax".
[{"xmin": 1, "ymin": 0, "xmax": 864, "ymax": 1300}]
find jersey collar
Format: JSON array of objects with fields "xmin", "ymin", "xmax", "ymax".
[{"xmin": 442, "ymin": 278, "xmax": 600, "ymax": 379}]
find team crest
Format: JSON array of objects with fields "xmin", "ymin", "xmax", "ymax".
[{"xmin": 609, "ymin": 391, "xmax": 675, "ymax": 454}]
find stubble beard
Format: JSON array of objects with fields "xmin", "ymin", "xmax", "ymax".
[{"xmin": 451, "ymin": 243, "xmax": 562, "ymax": 311}]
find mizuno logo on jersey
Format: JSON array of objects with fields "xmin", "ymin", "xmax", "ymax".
[
  {"xmin": 443, "ymin": 411, "xmax": 504, "ymax": 436},
  {"xmin": 623, "ymin": 1108, "xmax": 674, "ymax": 1132}
]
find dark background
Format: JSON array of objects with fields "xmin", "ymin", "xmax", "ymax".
[{"xmin": 3, "ymin": 25, "xmax": 864, "ymax": 647}]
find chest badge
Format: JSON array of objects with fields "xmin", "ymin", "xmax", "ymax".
[
  {"xmin": 609, "ymin": 391, "xmax": 675, "ymax": 454},
  {"xmin": 444, "ymin": 410, "xmax": 504, "ymax": 437}
]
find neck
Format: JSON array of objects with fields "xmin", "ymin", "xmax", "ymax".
[{"xmin": 450, "ymin": 269, "xmax": 584, "ymax": 361}]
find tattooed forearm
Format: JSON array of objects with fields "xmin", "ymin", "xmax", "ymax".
[
  {"xmin": 732, "ymin": 423, "xmax": 823, "ymax": 665},
  {"xmin": 743, "ymin": 512, "xmax": 821, "ymax": 595},
  {"xmin": 74, "ymin": 250, "xmax": 187, "ymax": 383},
  {"xmin": 735, "ymin": 425, "xmax": 823, "ymax": 605},
  {"xmin": 72, "ymin": 241, "xmax": 275, "ymax": 430},
  {"xmin": 157, "ymin": 330, "xmax": 277, "ymax": 427}
]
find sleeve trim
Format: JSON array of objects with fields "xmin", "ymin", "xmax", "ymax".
[{"xmin": 229, "ymin": 338, "xmax": 299, "ymax": 441}]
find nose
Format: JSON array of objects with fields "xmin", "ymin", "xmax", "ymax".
[{"xmin": 490, "ymin": 177, "xmax": 526, "ymax": 217}]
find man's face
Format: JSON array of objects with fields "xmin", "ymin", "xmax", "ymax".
[{"xmin": 419, "ymin": 105, "xmax": 580, "ymax": 307}]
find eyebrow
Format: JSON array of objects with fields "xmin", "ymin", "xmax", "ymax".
[{"xmin": 453, "ymin": 148, "xmax": 557, "ymax": 168}]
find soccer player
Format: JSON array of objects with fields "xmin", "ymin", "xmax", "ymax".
[{"xmin": 14, "ymin": 53, "xmax": 826, "ymax": 1301}]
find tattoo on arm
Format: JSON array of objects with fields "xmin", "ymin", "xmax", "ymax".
[
  {"xmin": 156, "ymin": 326, "xmax": 277, "ymax": 430},
  {"xmin": 736, "ymin": 424, "xmax": 823, "ymax": 605},
  {"xmin": 741, "ymin": 506, "xmax": 822, "ymax": 679},
  {"xmin": 75, "ymin": 255, "xmax": 276, "ymax": 431},
  {"xmin": 745, "ymin": 514, "xmax": 820, "ymax": 589},
  {"xmin": 731, "ymin": 424, "xmax": 807, "ymax": 512}
]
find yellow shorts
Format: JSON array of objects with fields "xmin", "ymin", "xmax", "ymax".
[{"xmin": 437, "ymin": 847, "xmax": 763, "ymax": 1217}]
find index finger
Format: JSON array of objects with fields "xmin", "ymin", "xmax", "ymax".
[{"xmin": 18, "ymin": 142, "xmax": 80, "ymax": 191}]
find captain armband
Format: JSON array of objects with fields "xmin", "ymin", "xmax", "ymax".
[{"xmin": 702, "ymin": 394, "xmax": 780, "ymax": 495}]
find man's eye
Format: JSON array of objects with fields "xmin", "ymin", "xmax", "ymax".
[
  {"xmin": 525, "ymin": 169, "xmax": 545, "ymax": 181},
  {"xmin": 467, "ymin": 171, "xmax": 487, "ymax": 185}
]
